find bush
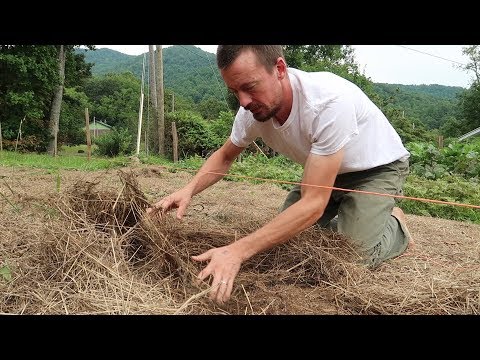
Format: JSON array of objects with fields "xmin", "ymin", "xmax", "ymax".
[
  {"xmin": 165, "ymin": 111, "xmax": 217, "ymax": 160},
  {"xmin": 1, "ymin": 135, "xmax": 47, "ymax": 153},
  {"xmin": 94, "ymin": 128, "xmax": 134, "ymax": 157}
]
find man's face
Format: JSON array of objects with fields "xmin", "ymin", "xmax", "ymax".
[{"xmin": 221, "ymin": 50, "xmax": 283, "ymax": 122}]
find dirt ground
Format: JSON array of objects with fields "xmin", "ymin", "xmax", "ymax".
[{"xmin": 1, "ymin": 164, "xmax": 479, "ymax": 315}]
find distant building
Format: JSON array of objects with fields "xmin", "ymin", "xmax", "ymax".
[
  {"xmin": 458, "ymin": 126, "xmax": 480, "ymax": 141},
  {"xmin": 83, "ymin": 121, "xmax": 113, "ymax": 138}
]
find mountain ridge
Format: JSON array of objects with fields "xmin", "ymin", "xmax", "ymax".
[{"xmin": 76, "ymin": 46, "xmax": 464, "ymax": 129}]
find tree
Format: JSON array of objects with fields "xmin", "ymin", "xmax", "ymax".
[
  {"xmin": 458, "ymin": 82, "xmax": 480, "ymax": 133},
  {"xmin": 84, "ymin": 72, "xmax": 142, "ymax": 135},
  {"xmin": 47, "ymin": 45, "xmax": 95, "ymax": 155},
  {"xmin": 283, "ymin": 45, "xmax": 374, "ymax": 95},
  {"xmin": 461, "ymin": 45, "xmax": 480, "ymax": 84},
  {"xmin": 60, "ymin": 87, "xmax": 90, "ymax": 145},
  {"xmin": 47, "ymin": 45, "xmax": 65, "ymax": 156},
  {"xmin": 198, "ymin": 96, "xmax": 229, "ymax": 120},
  {"xmin": 0, "ymin": 45, "xmax": 93, "ymax": 153},
  {"xmin": 458, "ymin": 46, "xmax": 480, "ymax": 134}
]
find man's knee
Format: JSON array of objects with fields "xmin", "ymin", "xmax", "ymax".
[{"xmin": 351, "ymin": 215, "xmax": 410, "ymax": 268}]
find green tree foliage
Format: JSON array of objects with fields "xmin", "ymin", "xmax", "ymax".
[
  {"xmin": 94, "ymin": 128, "xmax": 134, "ymax": 157},
  {"xmin": 458, "ymin": 82, "xmax": 480, "ymax": 134},
  {"xmin": 164, "ymin": 46, "xmax": 225, "ymax": 104},
  {"xmin": 461, "ymin": 45, "xmax": 480, "ymax": 83},
  {"xmin": 59, "ymin": 87, "xmax": 91, "ymax": 145},
  {"xmin": 385, "ymin": 107, "xmax": 432, "ymax": 144},
  {"xmin": 440, "ymin": 116, "xmax": 464, "ymax": 138},
  {"xmin": 65, "ymin": 48, "xmax": 94, "ymax": 88},
  {"xmin": 283, "ymin": 45, "xmax": 373, "ymax": 93},
  {"xmin": 163, "ymin": 88, "xmax": 195, "ymax": 113},
  {"xmin": 0, "ymin": 45, "xmax": 93, "ymax": 151},
  {"xmin": 83, "ymin": 73, "xmax": 141, "ymax": 134},
  {"xmin": 78, "ymin": 47, "xmax": 136, "ymax": 76},
  {"xmin": 198, "ymin": 96, "xmax": 229, "ymax": 120},
  {"xmin": 208, "ymin": 110, "xmax": 235, "ymax": 148},
  {"xmin": 0, "ymin": 45, "xmax": 58, "ymax": 145},
  {"xmin": 164, "ymin": 110, "xmax": 217, "ymax": 159},
  {"xmin": 161, "ymin": 110, "xmax": 235, "ymax": 160},
  {"xmin": 457, "ymin": 45, "xmax": 480, "ymax": 136},
  {"xmin": 373, "ymin": 83, "xmax": 464, "ymax": 131},
  {"xmin": 80, "ymin": 46, "xmax": 227, "ymax": 105}
]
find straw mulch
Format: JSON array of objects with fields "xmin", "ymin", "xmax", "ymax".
[{"xmin": 0, "ymin": 166, "xmax": 479, "ymax": 314}]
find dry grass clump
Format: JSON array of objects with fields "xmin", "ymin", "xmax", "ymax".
[{"xmin": 1, "ymin": 167, "xmax": 479, "ymax": 315}]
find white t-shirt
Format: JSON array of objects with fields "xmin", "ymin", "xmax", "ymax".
[{"xmin": 230, "ymin": 68, "xmax": 410, "ymax": 174}]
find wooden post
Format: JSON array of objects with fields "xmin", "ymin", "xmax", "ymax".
[
  {"xmin": 156, "ymin": 45, "xmax": 165, "ymax": 156},
  {"xmin": 149, "ymin": 45, "xmax": 157, "ymax": 153},
  {"xmin": 85, "ymin": 108, "xmax": 91, "ymax": 160},
  {"xmin": 172, "ymin": 121, "xmax": 178, "ymax": 163},
  {"xmin": 15, "ymin": 116, "xmax": 25, "ymax": 152},
  {"xmin": 136, "ymin": 54, "xmax": 146, "ymax": 156},
  {"xmin": 438, "ymin": 135, "xmax": 444, "ymax": 149},
  {"xmin": 0, "ymin": 121, "xmax": 3, "ymax": 152}
]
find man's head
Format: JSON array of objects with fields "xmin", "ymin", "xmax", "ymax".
[
  {"xmin": 217, "ymin": 45, "xmax": 290, "ymax": 123},
  {"xmin": 217, "ymin": 45, "xmax": 284, "ymax": 72}
]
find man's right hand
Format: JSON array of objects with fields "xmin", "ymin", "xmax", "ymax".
[{"xmin": 146, "ymin": 188, "xmax": 193, "ymax": 220}]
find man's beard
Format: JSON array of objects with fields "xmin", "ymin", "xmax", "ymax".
[{"xmin": 249, "ymin": 103, "xmax": 280, "ymax": 123}]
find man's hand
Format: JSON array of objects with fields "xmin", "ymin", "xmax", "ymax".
[
  {"xmin": 146, "ymin": 188, "xmax": 193, "ymax": 220},
  {"xmin": 192, "ymin": 244, "xmax": 243, "ymax": 304}
]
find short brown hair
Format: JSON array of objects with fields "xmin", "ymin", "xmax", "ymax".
[{"xmin": 216, "ymin": 45, "xmax": 284, "ymax": 73}]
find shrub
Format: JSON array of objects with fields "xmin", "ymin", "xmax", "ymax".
[{"xmin": 94, "ymin": 128, "xmax": 133, "ymax": 157}]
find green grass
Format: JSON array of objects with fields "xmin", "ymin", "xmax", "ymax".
[
  {"xmin": 0, "ymin": 150, "xmax": 128, "ymax": 171},
  {"xmin": 1, "ymin": 149, "xmax": 478, "ymax": 224},
  {"xmin": 0, "ymin": 146, "xmax": 172, "ymax": 171},
  {"xmin": 403, "ymin": 175, "xmax": 480, "ymax": 224},
  {"xmin": 59, "ymin": 144, "xmax": 94, "ymax": 156}
]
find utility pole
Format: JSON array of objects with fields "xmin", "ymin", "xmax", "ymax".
[
  {"xmin": 148, "ymin": 45, "xmax": 157, "ymax": 153},
  {"xmin": 136, "ymin": 54, "xmax": 146, "ymax": 155},
  {"xmin": 155, "ymin": 45, "xmax": 165, "ymax": 156}
]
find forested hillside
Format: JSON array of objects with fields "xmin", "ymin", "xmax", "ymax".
[
  {"xmin": 77, "ymin": 46, "xmax": 224, "ymax": 104},
  {"xmin": 78, "ymin": 46, "xmax": 466, "ymax": 131},
  {"xmin": 376, "ymin": 83, "xmax": 464, "ymax": 99},
  {"xmin": 5, "ymin": 45, "xmax": 477, "ymax": 157},
  {"xmin": 373, "ymin": 83, "xmax": 465, "ymax": 129}
]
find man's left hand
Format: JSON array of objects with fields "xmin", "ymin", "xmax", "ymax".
[{"xmin": 192, "ymin": 245, "xmax": 242, "ymax": 304}]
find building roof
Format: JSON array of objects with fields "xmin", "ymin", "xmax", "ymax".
[
  {"xmin": 84, "ymin": 121, "xmax": 113, "ymax": 130},
  {"xmin": 459, "ymin": 126, "xmax": 480, "ymax": 141}
]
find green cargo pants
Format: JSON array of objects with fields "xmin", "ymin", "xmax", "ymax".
[{"xmin": 280, "ymin": 159, "xmax": 410, "ymax": 268}]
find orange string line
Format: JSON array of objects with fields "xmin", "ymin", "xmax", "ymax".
[{"xmin": 158, "ymin": 164, "xmax": 480, "ymax": 210}]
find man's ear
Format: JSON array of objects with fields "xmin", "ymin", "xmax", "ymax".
[{"xmin": 276, "ymin": 57, "xmax": 287, "ymax": 80}]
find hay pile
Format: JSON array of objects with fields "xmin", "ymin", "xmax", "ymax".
[{"xmin": 0, "ymin": 168, "xmax": 479, "ymax": 314}]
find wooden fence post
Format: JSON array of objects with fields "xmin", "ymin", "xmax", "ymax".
[
  {"xmin": 85, "ymin": 108, "xmax": 91, "ymax": 160},
  {"xmin": 438, "ymin": 135, "xmax": 444, "ymax": 149},
  {"xmin": 172, "ymin": 121, "xmax": 178, "ymax": 163}
]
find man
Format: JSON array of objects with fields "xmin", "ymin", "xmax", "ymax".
[{"xmin": 147, "ymin": 45, "xmax": 412, "ymax": 304}]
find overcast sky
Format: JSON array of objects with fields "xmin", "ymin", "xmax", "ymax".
[{"xmin": 95, "ymin": 45, "xmax": 474, "ymax": 88}]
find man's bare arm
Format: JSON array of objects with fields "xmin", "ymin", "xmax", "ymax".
[{"xmin": 231, "ymin": 148, "xmax": 344, "ymax": 261}]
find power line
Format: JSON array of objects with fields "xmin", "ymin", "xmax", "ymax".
[{"xmin": 397, "ymin": 45, "xmax": 467, "ymax": 66}]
